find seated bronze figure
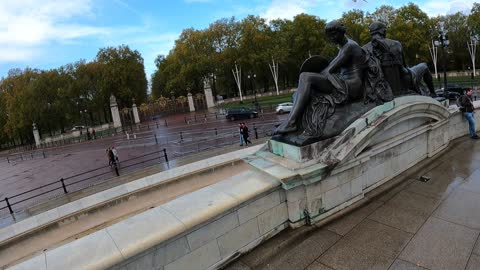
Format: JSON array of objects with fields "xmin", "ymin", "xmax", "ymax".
[{"xmin": 273, "ymin": 20, "xmax": 436, "ymax": 146}]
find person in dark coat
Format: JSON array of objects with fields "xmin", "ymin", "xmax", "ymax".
[
  {"xmin": 242, "ymin": 123, "xmax": 252, "ymax": 145},
  {"xmin": 458, "ymin": 89, "xmax": 479, "ymax": 139}
]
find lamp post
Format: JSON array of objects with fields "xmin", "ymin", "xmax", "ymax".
[
  {"xmin": 434, "ymin": 24, "xmax": 449, "ymax": 100},
  {"xmin": 468, "ymin": 34, "xmax": 478, "ymax": 80}
]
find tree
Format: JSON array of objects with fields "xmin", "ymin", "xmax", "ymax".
[
  {"xmin": 96, "ymin": 45, "xmax": 148, "ymax": 107},
  {"xmin": 388, "ymin": 3, "xmax": 433, "ymax": 65}
]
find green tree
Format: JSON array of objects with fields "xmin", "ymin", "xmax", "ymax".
[{"xmin": 96, "ymin": 45, "xmax": 148, "ymax": 107}]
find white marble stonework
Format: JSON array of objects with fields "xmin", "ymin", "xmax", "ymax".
[{"xmin": 9, "ymin": 96, "xmax": 480, "ymax": 270}]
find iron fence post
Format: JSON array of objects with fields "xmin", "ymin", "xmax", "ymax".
[
  {"xmin": 163, "ymin": 148, "xmax": 169, "ymax": 163},
  {"xmin": 155, "ymin": 134, "xmax": 158, "ymax": 144},
  {"xmin": 60, "ymin": 178, "xmax": 68, "ymax": 193},
  {"xmin": 5, "ymin": 197, "xmax": 13, "ymax": 214}
]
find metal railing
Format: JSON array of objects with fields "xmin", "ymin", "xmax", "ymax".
[{"xmin": 0, "ymin": 149, "xmax": 169, "ymax": 215}]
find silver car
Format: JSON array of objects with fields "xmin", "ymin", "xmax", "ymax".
[{"xmin": 276, "ymin": 102, "xmax": 293, "ymax": 114}]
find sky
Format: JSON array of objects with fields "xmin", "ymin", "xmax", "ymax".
[{"xmin": 0, "ymin": 0, "xmax": 477, "ymax": 81}]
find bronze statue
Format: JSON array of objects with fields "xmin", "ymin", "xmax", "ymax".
[
  {"xmin": 272, "ymin": 20, "xmax": 435, "ymax": 146},
  {"xmin": 276, "ymin": 21, "xmax": 368, "ymax": 135},
  {"xmin": 363, "ymin": 21, "xmax": 435, "ymax": 97}
]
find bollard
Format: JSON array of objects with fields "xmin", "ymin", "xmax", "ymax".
[
  {"xmin": 7, "ymin": 157, "xmax": 9, "ymax": 163},
  {"xmin": 254, "ymin": 124, "xmax": 258, "ymax": 139},
  {"xmin": 126, "ymin": 133, "xmax": 130, "ymax": 140},
  {"xmin": 5, "ymin": 197, "xmax": 13, "ymax": 214},
  {"xmin": 180, "ymin": 131, "xmax": 183, "ymax": 141},
  {"xmin": 155, "ymin": 134, "xmax": 158, "ymax": 144},
  {"xmin": 163, "ymin": 148, "xmax": 169, "ymax": 163},
  {"xmin": 31, "ymin": 153, "xmax": 33, "ymax": 159},
  {"xmin": 60, "ymin": 178, "xmax": 68, "ymax": 193},
  {"xmin": 164, "ymin": 119, "xmax": 168, "ymax": 127},
  {"xmin": 215, "ymin": 112, "xmax": 218, "ymax": 119},
  {"xmin": 194, "ymin": 115, "xmax": 197, "ymax": 122},
  {"xmin": 133, "ymin": 133, "xmax": 137, "ymax": 139},
  {"xmin": 215, "ymin": 128, "xmax": 218, "ymax": 136},
  {"xmin": 156, "ymin": 121, "xmax": 159, "ymax": 128},
  {"xmin": 184, "ymin": 117, "xmax": 187, "ymax": 124},
  {"xmin": 43, "ymin": 151, "xmax": 46, "ymax": 158}
]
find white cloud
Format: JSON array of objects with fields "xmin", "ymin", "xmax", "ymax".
[
  {"xmin": 0, "ymin": 0, "xmax": 109, "ymax": 62},
  {"xmin": 421, "ymin": 0, "xmax": 476, "ymax": 17},
  {"xmin": 261, "ymin": 0, "xmax": 323, "ymax": 21}
]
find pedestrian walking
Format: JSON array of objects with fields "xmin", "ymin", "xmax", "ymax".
[
  {"xmin": 242, "ymin": 123, "xmax": 252, "ymax": 145},
  {"xmin": 111, "ymin": 146, "xmax": 119, "ymax": 163},
  {"xmin": 458, "ymin": 88, "xmax": 479, "ymax": 139},
  {"xmin": 239, "ymin": 123, "xmax": 245, "ymax": 146},
  {"xmin": 107, "ymin": 147, "xmax": 114, "ymax": 166}
]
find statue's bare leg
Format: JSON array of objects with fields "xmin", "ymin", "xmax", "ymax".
[
  {"xmin": 422, "ymin": 69, "xmax": 435, "ymax": 96},
  {"xmin": 276, "ymin": 72, "xmax": 331, "ymax": 134}
]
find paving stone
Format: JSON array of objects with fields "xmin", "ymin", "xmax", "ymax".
[
  {"xmin": 305, "ymin": 261, "xmax": 334, "ymax": 270},
  {"xmin": 466, "ymin": 254, "xmax": 480, "ymax": 270},
  {"xmin": 406, "ymin": 174, "xmax": 464, "ymax": 199},
  {"xmin": 326, "ymin": 200, "xmax": 384, "ymax": 236},
  {"xmin": 399, "ymin": 217, "xmax": 478, "ymax": 270},
  {"xmin": 433, "ymin": 188, "xmax": 480, "ymax": 230},
  {"xmin": 241, "ymin": 226, "xmax": 312, "ymax": 268},
  {"xmin": 223, "ymin": 260, "xmax": 252, "ymax": 270},
  {"xmin": 459, "ymin": 169, "xmax": 480, "ymax": 194},
  {"xmin": 368, "ymin": 204, "xmax": 429, "ymax": 234},
  {"xmin": 259, "ymin": 229, "xmax": 340, "ymax": 270},
  {"xmin": 473, "ymin": 237, "xmax": 480, "ymax": 255},
  {"xmin": 386, "ymin": 190, "xmax": 440, "ymax": 216},
  {"xmin": 340, "ymin": 219, "xmax": 413, "ymax": 259},
  {"xmin": 388, "ymin": 259, "xmax": 428, "ymax": 270},
  {"xmin": 319, "ymin": 240, "xmax": 394, "ymax": 270}
]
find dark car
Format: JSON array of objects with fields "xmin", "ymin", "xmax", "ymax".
[
  {"xmin": 435, "ymin": 84, "xmax": 470, "ymax": 100},
  {"xmin": 226, "ymin": 107, "xmax": 258, "ymax": 121}
]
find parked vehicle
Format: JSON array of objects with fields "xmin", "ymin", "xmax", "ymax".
[
  {"xmin": 435, "ymin": 84, "xmax": 471, "ymax": 100},
  {"xmin": 276, "ymin": 102, "xmax": 293, "ymax": 114},
  {"xmin": 225, "ymin": 108, "xmax": 258, "ymax": 121},
  {"xmin": 71, "ymin": 125, "xmax": 86, "ymax": 131}
]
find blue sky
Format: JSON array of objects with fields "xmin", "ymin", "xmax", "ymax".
[{"xmin": 0, "ymin": 0, "xmax": 476, "ymax": 81}]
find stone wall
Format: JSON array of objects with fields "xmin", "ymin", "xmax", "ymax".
[{"xmin": 107, "ymin": 188, "xmax": 287, "ymax": 270}]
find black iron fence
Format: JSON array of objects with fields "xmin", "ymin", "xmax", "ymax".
[{"xmin": 0, "ymin": 149, "xmax": 169, "ymax": 215}]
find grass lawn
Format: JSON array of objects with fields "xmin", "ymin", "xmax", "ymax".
[{"xmin": 220, "ymin": 93, "xmax": 294, "ymax": 109}]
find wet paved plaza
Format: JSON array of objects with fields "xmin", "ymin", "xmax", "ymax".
[
  {"xmin": 226, "ymin": 137, "xmax": 480, "ymax": 270},
  {"xmin": 0, "ymin": 111, "xmax": 287, "ymax": 217}
]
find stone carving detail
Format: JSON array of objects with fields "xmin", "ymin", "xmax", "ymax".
[{"xmin": 273, "ymin": 20, "xmax": 437, "ymax": 146}]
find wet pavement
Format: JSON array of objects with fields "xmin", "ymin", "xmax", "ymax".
[
  {"xmin": 225, "ymin": 136, "xmax": 480, "ymax": 270},
  {"xmin": 0, "ymin": 110, "xmax": 287, "ymax": 217}
]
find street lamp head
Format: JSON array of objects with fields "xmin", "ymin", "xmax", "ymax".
[
  {"xmin": 444, "ymin": 39, "xmax": 449, "ymax": 46},
  {"xmin": 247, "ymin": 75, "xmax": 251, "ymax": 79},
  {"xmin": 434, "ymin": 40, "xmax": 440, "ymax": 46},
  {"xmin": 253, "ymin": 74, "xmax": 256, "ymax": 78}
]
